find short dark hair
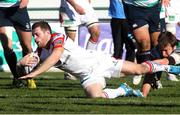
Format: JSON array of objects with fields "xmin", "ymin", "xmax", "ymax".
[
  {"xmin": 158, "ymin": 31, "xmax": 177, "ymax": 49},
  {"xmin": 32, "ymin": 21, "xmax": 52, "ymax": 33}
]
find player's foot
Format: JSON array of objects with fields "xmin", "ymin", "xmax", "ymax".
[
  {"xmin": 12, "ymin": 78, "xmax": 26, "ymax": 88},
  {"xmin": 168, "ymin": 65, "xmax": 180, "ymax": 74},
  {"xmin": 156, "ymin": 80, "xmax": 163, "ymax": 89},
  {"xmin": 119, "ymin": 83, "xmax": 133, "ymax": 96},
  {"xmin": 27, "ymin": 79, "xmax": 37, "ymax": 89},
  {"xmin": 133, "ymin": 75, "xmax": 142, "ymax": 85},
  {"xmin": 167, "ymin": 73, "xmax": 179, "ymax": 81},
  {"xmin": 64, "ymin": 72, "xmax": 77, "ymax": 80},
  {"xmin": 133, "ymin": 90, "xmax": 144, "ymax": 97}
]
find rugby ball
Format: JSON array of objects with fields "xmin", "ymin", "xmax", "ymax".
[{"xmin": 24, "ymin": 53, "xmax": 40, "ymax": 74}]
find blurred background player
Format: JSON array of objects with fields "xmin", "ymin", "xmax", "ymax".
[
  {"xmin": 18, "ymin": 21, "xmax": 180, "ymax": 98},
  {"xmin": 123, "ymin": 0, "xmax": 170, "ymax": 85},
  {"xmin": 0, "ymin": 0, "xmax": 36, "ymax": 88},
  {"xmin": 59, "ymin": 0, "xmax": 100, "ymax": 80},
  {"xmin": 165, "ymin": 0, "xmax": 180, "ymax": 36},
  {"xmin": 108, "ymin": 0, "xmax": 136, "ymax": 62}
]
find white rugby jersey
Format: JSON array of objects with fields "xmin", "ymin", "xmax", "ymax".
[{"xmin": 38, "ymin": 33, "xmax": 113, "ymax": 79}]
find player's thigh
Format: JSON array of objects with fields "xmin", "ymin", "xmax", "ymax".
[
  {"xmin": 150, "ymin": 31, "xmax": 160, "ymax": 47},
  {"xmin": 0, "ymin": 8, "xmax": 13, "ymax": 27},
  {"xmin": 133, "ymin": 25, "xmax": 150, "ymax": 42},
  {"xmin": 11, "ymin": 7, "xmax": 31, "ymax": 32}
]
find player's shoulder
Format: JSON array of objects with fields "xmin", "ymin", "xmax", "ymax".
[
  {"xmin": 51, "ymin": 33, "xmax": 64, "ymax": 39},
  {"xmin": 51, "ymin": 33, "xmax": 65, "ymax": 48}
]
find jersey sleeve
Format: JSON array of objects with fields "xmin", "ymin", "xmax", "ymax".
[{"xmin": 51, "ymin": 33, "xmax": 65, "ymax": 49}]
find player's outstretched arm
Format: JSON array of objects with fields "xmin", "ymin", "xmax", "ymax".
[{"xmin": 19, "ymin": 47, "xmax": 64, "ymax": 79}]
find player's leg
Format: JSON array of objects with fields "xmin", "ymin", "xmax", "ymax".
[
  {"xmin": 0, "ymin": 7, "xmax": 26, "ymax": 87},
  {"xmin": 64, "ymin": 26, "xmax": 78, "ymax": 41},
  {"xmin": 15, "ymin": 30, "xmax": 36, "ymax": 89},
  {"xmin": 103, "ymin": 83, "xmax": 136, "ymax": 98},
  {"xmin": 63, "ymin": 26, "xmax": 78, "ymax": 80},
  {"xmin": 83, "ymin": 6, "xmax": 100, "ymax": 50},
  {"xmin": 120, "ymin": 60, "xmax": 180, "ymax": 75},
  {"xmin": 12, "ymin": 7, "xmax": 36, "ymax": 88},
  {"xmin": 134, "ymin": 26, "xmax": 151, "ymax": 62},
  {"xmin": 110, "ymin": 18, "xmax": 124, "ymax": 59},
  {"xmin": 142, "ymin": 73, "xmax": 159, "ymax": 97},
  {"xmin": 133, "ymin": 25, "xmax": 151, "ymax": 84},
  {"xmin": 15, "ymin": 29, "xmax": 32, "ymax": 55},
  {"xmin": 83, "ymin": 78, "xmax": 134, "ymax": 99},
  {"xmin": 86, "ymin": 22, "xmax": 100, "ymax": 50},
  {"xmin": 0, "ymin": 28, "xmax": 25, "ymax": 87},
  {"xmin": 142, "ymin": 83, "xmax": 151, "ymax": 98},
  {"xmin": 12, "ymin": 7, "xmax": 32, "ymax": 55},
  {"xmin": 84, "ymin": 83, "xmax": 105, "ymax": 98},
  {"xmin": 120, "ymin": 60, "xmax": 150, "ymax": 75}
]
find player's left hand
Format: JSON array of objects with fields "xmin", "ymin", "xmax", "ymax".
[{"xmin": 19, "ymin": 73, "xmax": 35, "ymax": 80}]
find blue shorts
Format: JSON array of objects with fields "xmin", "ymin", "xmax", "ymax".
[
  {"xmin": 0, "ymin": 6, "xmax": 31, "ymax": 32},
  {"xmin": 124, "ymin": 4, "xmax": 161, "ymax": 33}
]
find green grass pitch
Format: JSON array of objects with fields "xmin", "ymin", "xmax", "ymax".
[{"xmin": 0, "ymin": 72, "xmax": 180, "ymax": 114}]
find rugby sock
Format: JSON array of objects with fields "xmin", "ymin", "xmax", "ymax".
[
  {"xmin": 144, "ymin": 61, "xmax": 180, "ymax": 74},
  {"xmin": 4, "ymin": 50, "xmax": 19, "ymax": 78},
  {"xmin": 103, "ymin": 87, "xmax": 126, "ymax": 99},
  {"xmin": 86, "ymin": 40, "xmax": 97, "ymax": 50}
]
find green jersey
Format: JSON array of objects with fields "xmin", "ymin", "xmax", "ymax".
[
  {"xmin": 124, "ymin": 0, "xmax": 160, "ymax": 7},
  {"xmin": 0, "ymin": 0, "xmax": 20, "ymax": 7}
]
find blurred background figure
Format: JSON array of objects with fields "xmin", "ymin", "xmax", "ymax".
[
  {"xmin": 59, "ymin": 0, "xmax": 100, "ymax": 80},
  {"xmin": 123, "ymin": 0, "xmax": 170, "ymax": 85},
  {"xmin": 108, "ymin": 0, "xmax": 136, "ymax": 62}
]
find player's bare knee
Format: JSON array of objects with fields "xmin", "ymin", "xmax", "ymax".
[
  {"xmin": 90, "ymin": 32, "xmax": 99, "ymax": 42},
  {"xmin": 89, "ymin": 29, "xmax": 100, "ymax": 42},
  {"xmin": 88, "ymin": 93, "xmax": 102, "ymax": 98}
]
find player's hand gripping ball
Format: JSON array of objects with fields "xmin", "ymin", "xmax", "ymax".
[{"xmin": 24, "ymin": 53, "xmax": 40, "ymax": 74}]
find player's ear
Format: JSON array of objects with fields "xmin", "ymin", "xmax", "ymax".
[
  {"xmin": 173, "ymin": 46, "xmax": 176, "ymax": 51},
  {"xmin": 46, "ymin": 30, "xmax": 51, "ymax": 35}
]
